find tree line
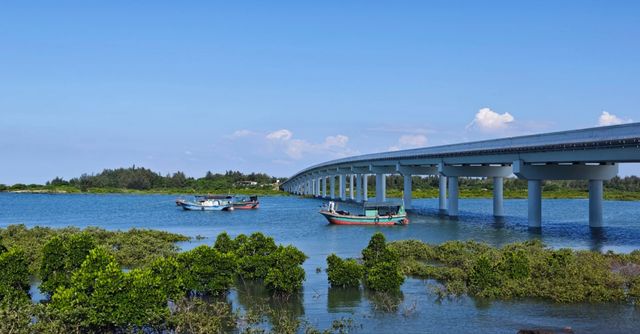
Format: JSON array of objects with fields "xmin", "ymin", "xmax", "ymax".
[{"xmin": 0, "ymin": 166, "xmax": 284, "ymax": 192}]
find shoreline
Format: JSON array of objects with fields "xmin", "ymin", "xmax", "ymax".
[{"xmin": 2, "ymin": 188, "xmax": 639, "ymax": 201}]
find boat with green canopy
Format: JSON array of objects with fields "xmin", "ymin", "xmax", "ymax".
[{"xmin": 319, "ymin": 201, "xmax": 409, "ymax": 226}]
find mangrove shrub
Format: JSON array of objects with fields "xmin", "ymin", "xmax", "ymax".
[
  {"xmin": 236, "ymin": 232, "xmax": 278, "ymax": 280},
  {"xmin": 326, "ymin": 254, "xmax": 363, "ymax": 288},
  {"xmin": 39, "ymin": 233, "xmax": 96, "ymax": 295},
  {"xmin": 178, "ymin": 245, "xmax": 237, "ymax": 295},
  {"xmin": 264, "ymin": 245, "xmax": 307, "ymax": 294},
  {"xmin": 362, "ymin": 233, "xmax": 404, "ymax": 292}
]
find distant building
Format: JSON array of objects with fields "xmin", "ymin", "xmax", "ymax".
[{"xmin": 237, "ymin": 181, "xmax": 258, "ymax": 186}]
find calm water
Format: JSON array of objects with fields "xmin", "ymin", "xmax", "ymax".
[{"xmin": 2, "ymin": 193, "xmax": 640, "ymax": 333}]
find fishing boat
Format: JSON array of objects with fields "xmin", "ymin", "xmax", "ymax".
[
  {"xmin": 175, "ymin": 196, "xmax": 234, "ymax": 211},
  {"xmin": 319, "ymin": 201, "xmax": 409, "ymax": 226},
  {"xmin": 231, "ymin": 195, "xmax": 259, "ymax": 210}
]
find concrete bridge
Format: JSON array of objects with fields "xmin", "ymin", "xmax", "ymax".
[{"xmin": 281, "ymin": 123, "xmax": 640, "ymax": 228}]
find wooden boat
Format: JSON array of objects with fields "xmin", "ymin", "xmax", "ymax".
[
  {"xmin": 176, "ymin": 196, "xmax": 234, "ymax": 211},
  {"xmin": 231, "ymin": 195, "xmax": 259, "ymax": 210},
  {"xmin": 319, "ymin": 201, "xmax": 409, "ymax": 226},
  {"xmin": 174, "ymin": 194, "xmax": 258, "ymax": 210}
]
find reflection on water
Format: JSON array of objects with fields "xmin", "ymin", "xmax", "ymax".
[
  {"xmin": 327, "ymin": 287, "xmax": 362, "ymax": 312},
  {"xmin": 363, "ymin": 290, "xmax": 405, "ymax": 314},
  {"xmin": 233, "ymin": 280, "xmax": 305, "ymax": 319},
  {"xmin": 2, "ymin": 193, "xmax": 640, "ymax": 333}
]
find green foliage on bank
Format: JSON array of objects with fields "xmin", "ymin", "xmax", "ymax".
[
  {"xmin": 374, "ymin": 175, "xmax": 640, "ymax": 200},
  {"xmin": 389, "ymin": 239, "xmax": 640, "ymax": 303},
  {"xmin": 0, "ymin": 224, "xmax": 189, "ymax": 275},
  {"xmin": 0, "ymin": 227, "xmax": 309, "ymax": 333},
  {"xmin": 327, "ymin": 233, "xmax": 404, "ymax": 292}
]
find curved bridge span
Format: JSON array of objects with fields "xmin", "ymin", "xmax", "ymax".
[{"xmin": 281, "ymin": 123, "xmax": 640, "ymax": 228}]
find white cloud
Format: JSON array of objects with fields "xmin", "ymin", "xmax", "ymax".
[
  {"xmin": 598, "ymin": 111, "xmax": 632, "ymax": 126},
  {"xmin": 230, "ymin": 129, "xmax": 254, "ymax": 138},
  {"xmin": 388, "ymin": 134, "xmax": 428, "ymax": 151},
  {"xmin": 323, "ymin": 135, "xmax": 349, "ymax": 148},
  {"xmin": 467, "ymin": 107, "xmax": 514, "ymax": 132},
  {"xmin": 265, "ymin": 129, "xmax": 353, "ymax": 159},
  {"xmin": 266, "ymin": 129, "xmax": 293, "ymax": 141}
]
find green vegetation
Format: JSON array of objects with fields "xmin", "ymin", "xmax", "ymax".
[
  {"xmin": 389, "ymin": 239, "xmax": 640, "ymax": 304},
  {"xmin": 178, "ymin": 245, "xmax": 237, "ymax": 295},
  {"xmin": 326, "ymin": 254, "xmax": 364, "ymax": 288},
  {"xmin": 0, "ymin": 226, "xmax": 315, "ymax": 333},
  {"xmin": 381, "ymin": 175, "xmax": 640, "ymax": 200},
  {"xmin": 0, "ymin": 224, "xmax": 189, "ymax": 274},
  {"xmin": 0, "ymin": 166, "xmax": 286, "ymax": 195},
  {"xmin": 327, "ymin": 233, "xmax": 404, "ymax": 292}
]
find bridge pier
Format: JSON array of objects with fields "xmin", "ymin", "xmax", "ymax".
[
  {"xmin": 349, "ymin": 174, "xmax": 355, "ymax": 200},
  {"xmin": 330, "ymin": 176, "xmax": 336, "ymax": 199},
  {"xmin": 375, "ymin": 173, "xmax": 386, "ymax": 202},
  {"xmin": 439, "ymin": 163, "xmax": 511, "ymax": 218},
  {"xmin": 395, "ymin": 164, "xmax": 437, "ymax": 210},
  {"xmin": 355, "ymin": 174, "xmax": 363, "ymax": 202},
  {"xmin": 363, "ymin": 174, "xmax": 368, "ymax": 201},
  {"xmin": 493, "ymin": 177, "xmax": 504, "ymax": 217},
  {"xmin": 447, "ymin": 176, "xmax": 459, "ymax": 217},
  {"xmin": 339, "ymin": 174, "xmax": 346, "ymax": 201},
  {"xmin": 589, "ymin": 180, "xmax": 603, "ymax": 228},
  {"xmin": 403, "ymin": 174, "xmax": 412, "ymax": 210},
  {"xmin": 439, "ymin": 176, "xmax": 447, "ymax": 215},
  {"xmin": 527, "ymin": 180, "xmax": 542, "ymax": 228},
  {"xmin": 322, "ymin": 177, "xmax": 327, "ymax": 198},
  {"xmin": 514, "ymin": 160, "xmax": 618, "ymax": 228}
]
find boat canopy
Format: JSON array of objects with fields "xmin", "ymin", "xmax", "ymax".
[
  {"xmin": 362, "ymin": 201, "xmax": 404, "ymax": 208},
  {"xmin": 362, "ymin": 201, "xmax": 404, "ymax": 216}
]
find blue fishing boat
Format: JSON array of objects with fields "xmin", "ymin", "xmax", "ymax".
[{"xmin": 176, "ymin": 196, "xmax": 234, "ymax": 211}]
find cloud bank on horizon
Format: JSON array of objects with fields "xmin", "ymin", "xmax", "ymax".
[{"xmin": 227, "ymin": 108, "xmax": 635, "ymax": 166}]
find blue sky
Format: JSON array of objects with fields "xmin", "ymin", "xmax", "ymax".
[{"xmin": 1, "ymin": 1, "xmax": 639, "ymax": 184}]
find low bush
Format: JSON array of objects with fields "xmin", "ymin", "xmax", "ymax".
[
  {"xmin": 389, "ymin": 239, "xmax": 640, "ymax": 303},
  {"xmin": 326, "ymin": 254, "xmax": 363, "ymax": 288},
  {"xmin": 265, "ymin": 245, "xmax": 307, "ymax": 294},
  {"xmin": 178, "ymin": 245, "xmax": 237, "ymax": 295}
]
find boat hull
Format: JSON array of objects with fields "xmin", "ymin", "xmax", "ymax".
[
  {"xmin": 319, "ymin": 211, "xmax": 409, "ymax": 226},
  {"xmin": 232, "ymin": 201, "xmax": 259, "ymax": 210},
  {"xmin": 176, "ymin": 200, "xmax": 233, "ymax": 211}
]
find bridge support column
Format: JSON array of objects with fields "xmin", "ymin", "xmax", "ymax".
[
  {"xmin": 317, "ymin": 178, "xmax": 322, "ymax": 197},
  {"xmin": 322, "ymin": 177, "xmax": 327, "ymax": 198},
  {"xmin": 514, "ymin": 160, "xmax": 617, "ymax": 228},
  {"xmin": 439, "ymin": 176, "xmax": 447, "ymax": 215},
  {"xmin": 355, "ymin": 174, "xmax": 362, "ymax": 202},
  {"xmin": 330, "ymin": 176, "xmax": 336, "ymax": 199},
  {"xmin": 447, "ymin": 176, "xmax": 459, "ymax": 217},
  {"xmin": 438, "ymin": 163, "xmax": 511, "ymax": 218},
  {"xmin": 339, "ymin": 174, "xmax": 346, "ymax": 201},
  {"xmin": 528, "ymin": 180, "xmax": 542, "ymax": 228},
  {"xmin": 375, "ymin": 173, "xmax": 386, "ymax": 202},
  {"xmin": 589, "ymin": 180, "xmax": 604, "ymax": 228},
  {"xmin": 363, "ymin": 174, "xmax": 368, "ymax": 201},
  {"xmin": 493, "ymin": 177, "xmax": 504, "ymax": 217},
  {"xmin": 349, "ymin": 174, "xmax": 354, "ymax": 200},
  {"xmin": 403, "ymin": 174, "xmax": 412, "ymax": 210}
]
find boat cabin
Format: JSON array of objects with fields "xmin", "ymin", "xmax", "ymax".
[{"xmin": 363, "ymin": 202, "xmax": 405, "ymax": 217}]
